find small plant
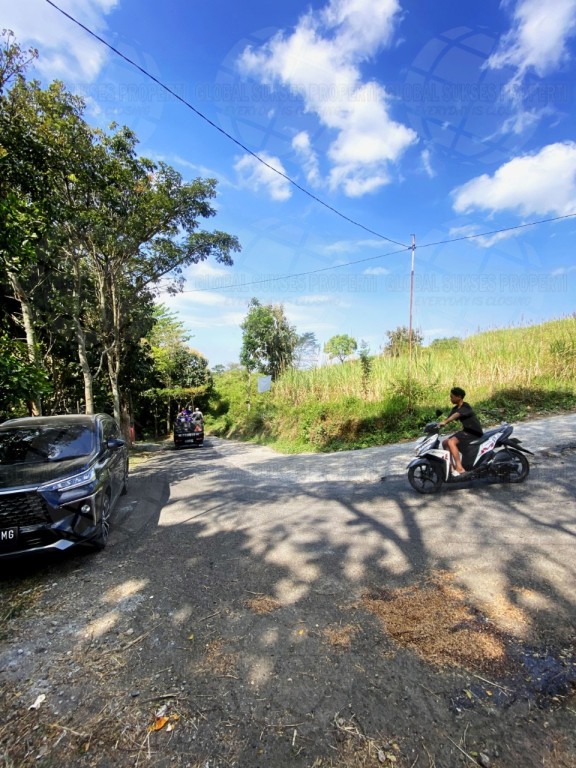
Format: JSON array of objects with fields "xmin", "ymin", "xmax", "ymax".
[{"xmin": 358, "ymin": 340, "xmax": 372, "ymax": 396}]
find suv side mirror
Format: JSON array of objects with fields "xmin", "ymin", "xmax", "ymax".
[{"xmin": 107, "ymin": 438, "xmax": 126, "ymax": 450}]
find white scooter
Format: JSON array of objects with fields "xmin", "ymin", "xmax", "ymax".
[{"xmin": 407, "ymin": 419, "xmax": 533, "ymax": 494}]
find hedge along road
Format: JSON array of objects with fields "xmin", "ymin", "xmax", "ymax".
[{"xmin": 1, "ymin": 412, "xmax": 575, "ymax": 767}]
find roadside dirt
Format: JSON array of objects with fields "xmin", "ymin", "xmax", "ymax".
[{"xmin": 0, "ymin": 443, "xmax": 575, "ymax": 768}]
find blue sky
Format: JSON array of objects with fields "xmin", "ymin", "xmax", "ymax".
[{"xmin": 3, "ymin": 0, "xmax": 576, "ymax": 367}]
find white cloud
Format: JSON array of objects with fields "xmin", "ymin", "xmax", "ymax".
[
  {"xmin": 292, "ymin": 131, "xmax": 321, "ymax": 185},
  {"xmin": 0, "ymin": 0, "xmax": 118, "ymax": 82},
  {"xmin": 488, "ymin": 0, "xmax": 576, "ymax": 82},
  {"xmin": 452, "ymin": 142, "xmax": 576, "ymax": 218},
  {"xmin": 238, "ymin": 0, "xmax": 417, "ymax": 197},
  {"xmin": 484, "ymin": 0, "xmax": 576, "ymax": 134},
  {"xmin": 447, "ymin": 224, "xmax": 519, "ymax": 249},
  {"xmin": 186, "ymin": 262, "xmax": 234, "ymax": 278},
  {"xmin": 363, "ymin": 266, "xmax": 390, "ymax": 275},
  {"xmin": 420, "ymin": 149, "xmax": 435, "ymax": 178},
  {"xmin": 323, "ymin": 238, "xmax": 385, "ymax": 254},
  {"xmin": 234, "ymin": 152, "xmax": 292, "ymax": 201},
  {"xmin": 293, "ymin": 294, "xmax": 334, "ymax": 305}
]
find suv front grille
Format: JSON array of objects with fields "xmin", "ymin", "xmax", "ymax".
[{"xmin": 0, "ymin": 493, "xmax": 51, "ymax": 527}]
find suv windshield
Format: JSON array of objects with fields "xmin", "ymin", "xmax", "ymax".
[{"xmin": 0, "ymin": 425, "xmax": 95, "ymax": 465}]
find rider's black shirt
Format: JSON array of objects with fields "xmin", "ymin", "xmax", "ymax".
[{"xmin": 449, "ymin": 402, "xmax": 483, "ymax": 436}]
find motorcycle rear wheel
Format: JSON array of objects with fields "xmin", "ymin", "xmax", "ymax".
[
  {"xmin": 502, "ymin": 449, "xmax": 530, "ymax": 483},
  {"xmin": 408, "ymin": 460, "xmax": 443, "ymax": 494}
]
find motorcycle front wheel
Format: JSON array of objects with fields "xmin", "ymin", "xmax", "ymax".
[
  {"xmin": 408, "ymin": 460, "xmax": 444, "ymax": 494},
  {"xmin": 502, "ymin": 449, "xmax": 530, "ymax": 483}
]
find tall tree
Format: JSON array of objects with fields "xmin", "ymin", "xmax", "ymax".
[
  {"xmin": 1, "ymin": 32, "xmax": 240, "ymax": 426},
  {"xmin": 74, "ymin": 126, "xmax": 239, "ymax": 427},
  {"xmin": 144, "ymin": 304, "xmax": 212, "ymax": 433},
  {"xmin": 384, "ymin": 326, "xmax": 423, "ymax": 357},
  {"xmin": 240, "ymin": 298, "xmax": 298, "ymax": 380},
  {"xmin": 294, "ymin": 331, "xmax": 320, "ymax": 369},
  {"xmin": 324, "ymin": 334, "xmax": 357, "ymax": 363}
]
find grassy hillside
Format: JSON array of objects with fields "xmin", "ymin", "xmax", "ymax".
[{"xmin": 207, "ymin": 317, "xmax": 576, "ymax": 453}]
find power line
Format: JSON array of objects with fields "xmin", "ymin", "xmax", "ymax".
[
  {"xmin": 418, "ymin": 212, "xmax": 576, "ymax": 250},
  {"xmin": 44, "ymin": 0, "xmax": 409, "ymax": 249},
  {"xmin": 179, "ymin": 246, "xmax": 412, "ymax": 293},
  {"xmin": 181, "ymin": 211, "xmax": 576, "ymax": 293},
  {"xmin": 42, "ymin": 0, "xmax": 576, "ymax": 296}
]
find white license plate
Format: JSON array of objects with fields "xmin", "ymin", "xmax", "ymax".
[{"xmin": 0, "ymin": 527, "xmax": 18, "ymax": 548}]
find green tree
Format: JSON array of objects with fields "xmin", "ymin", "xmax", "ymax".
[
  {"xmin": 1, "ymin": 35, "xmax": 240, "ymax": 428},
  {"xmin": 324, "ymin": 334, "xmax": 357, "ymax": 363},
  {"xmin": 384, "ymin": 326, "xmax": 423, "ymax": 357},
  {"xmin": 294, "ymin": 331, "xmax": 320, "ymax": 369},
  {"xmin": 240, "ymin": 298, "xmax": 298, "ymax": 380},
  {"xmin": 428, "ymin": 336, "xmax": 461, "ymax": 351},
  {"xmin": 0, "ymin": 330, "xmax": 50, "ymax": 419},
  {"xmin": 144, "ymin": 304, "xmax": 212, "ymax": 432},
  {"xmin": 75, "ymin": 126, "xmax": 239, "ymax": 428}
]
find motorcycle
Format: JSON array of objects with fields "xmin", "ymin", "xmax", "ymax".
[{"xmin": 407, "ymin": 418, "xmax": 533, "ymax": 493}]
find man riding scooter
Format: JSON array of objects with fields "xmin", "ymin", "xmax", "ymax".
[{"xmin": 438, "ymin": 387, "xmax": 483, "ymax": 477}]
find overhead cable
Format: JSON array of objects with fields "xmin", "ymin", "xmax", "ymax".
[
  {"xmin": 418, "ymin": 212, "xmax": 576, "ymax": 250},
  {"xmin": 182, "ymin": 211, "xmax": 576, "ymax": 293},
  {"xmin": 180, "ymin": 246, "xmax": 412, "ymax": 293},
  {"xmin": 44, "ymin": 0, "xmax": 409, "ymax": 249}
]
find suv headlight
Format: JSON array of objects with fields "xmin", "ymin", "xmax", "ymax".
[{"xmin": 42, "ymin": 467, "xmax": 97, "ymax": 492}]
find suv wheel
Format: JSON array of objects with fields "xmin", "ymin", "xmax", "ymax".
[{"xmin": 94, "ymin": 491, "xmax": 111, "ymax": 549}]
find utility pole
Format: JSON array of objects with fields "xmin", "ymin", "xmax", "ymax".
[{"xmin": 408, "ymin": 234, "xmax": 416, "ymax": 410}]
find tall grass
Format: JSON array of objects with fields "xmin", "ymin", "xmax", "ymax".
[{"xmin": 209, "ymin": 317, "xmax": 576, "ymax": 453}]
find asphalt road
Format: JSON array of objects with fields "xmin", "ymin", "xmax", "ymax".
[
  {"xmin": 116, "ymin": 413, "xmax": 576, "ymax": 639},
  {"xmin": 1, "ymin": 413, "xmax": 575, "ymax": 767}
]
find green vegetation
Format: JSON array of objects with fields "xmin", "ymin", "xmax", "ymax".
[
  {"xmin": 240, "ymin": 298, "xmax": 298, "ymax": 380},
  {"xmin": 323, "ymin": 333, "xmax": 358, "ymax": 363},
  {"xmin": 207, "ymin": 317, "xmax": 576, "ymax": 453},
  {"xmin": 0, "ymin": 32, "xmax": 239, "ymax": 428}
]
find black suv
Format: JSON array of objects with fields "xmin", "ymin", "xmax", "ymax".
[{"xmin": 0, "ymin": 414, "xmax": 128, "ymax": 559}]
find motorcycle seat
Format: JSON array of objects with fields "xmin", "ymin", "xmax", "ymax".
[{"xmin": 469, "ymin": 425, "xmax": 508, "ymax": 444}]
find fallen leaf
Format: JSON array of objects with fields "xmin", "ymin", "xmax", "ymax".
[{"xmin": 149, "ymin": 716, "xmax": 169, "ymax": 732}]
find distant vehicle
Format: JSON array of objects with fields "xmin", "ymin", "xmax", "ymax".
[
  {"xmin": 0, "ymin": 413, "xmax": 128, "ymax": 558},
  {"xmin": 173, "ymin": 412, "xmax": 204, "ymax": 448}
]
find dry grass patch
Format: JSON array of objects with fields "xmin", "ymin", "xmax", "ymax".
[
  {"xmin": 322, "ymin": 623, "xmax": 359, "ymax": 650},
  {"xmin": 308, "ymin": 716, "xmax": 405, "ymax": 767},
  {"xmin": 202, "ymin": 638, "xmax": 238, "ymax": 676},
  {"xmin": 362, "ymin": 571, "xmax": 508, "ymax": 672},
  {"xmin": 244, "ymin": 594, "xmax": 281, "ymax": 614}
]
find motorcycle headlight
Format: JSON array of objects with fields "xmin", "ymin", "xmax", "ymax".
[{"xmin": 42, "ymin": 467, "xmax": 96, "ymax": 492}]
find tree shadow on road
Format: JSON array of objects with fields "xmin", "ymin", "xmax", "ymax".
[{"xmin": 0, "ymin": 443, "xmax": 575, "ymax": 767}]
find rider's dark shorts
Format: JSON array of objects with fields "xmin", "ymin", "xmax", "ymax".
[{"xmin": 452, "ymin": 430, "xmax": 481, "ymax": 446}]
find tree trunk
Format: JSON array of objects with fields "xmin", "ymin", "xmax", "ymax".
[
  {"xmin": 72, "ymin": 317, "xmax": 95, "ymax": 414},
  {"xmin": 71, "ymin": 258, "xmax": 95, "ymax": 414},
  {"xmin": 7, "ymin": 270, "xmax": 43, "ymax": 416},
  {"xmin": 106, "ymin": 349, "xmax": 122, "ymax": 426}
]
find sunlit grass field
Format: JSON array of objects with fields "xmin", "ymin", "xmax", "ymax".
[{"xmin": 209, "ymin": 317, "xmax": 576, "ymax": 453}]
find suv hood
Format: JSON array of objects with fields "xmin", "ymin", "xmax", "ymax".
[{"xmin": 0, "ymin": 457, "xmax": 93, "ymax": 491}]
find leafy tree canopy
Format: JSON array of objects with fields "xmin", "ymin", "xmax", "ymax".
[
  {"xmin": 324, "ymin": 334, "xmax": 357, "ymax": 363},
  {"xmin": 384, "ymin": 326, "xmax": 423, "ymax": 357},
  {"xmin": 240, "ymin": 298, "xmax": 298, "ymax": 380}
]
